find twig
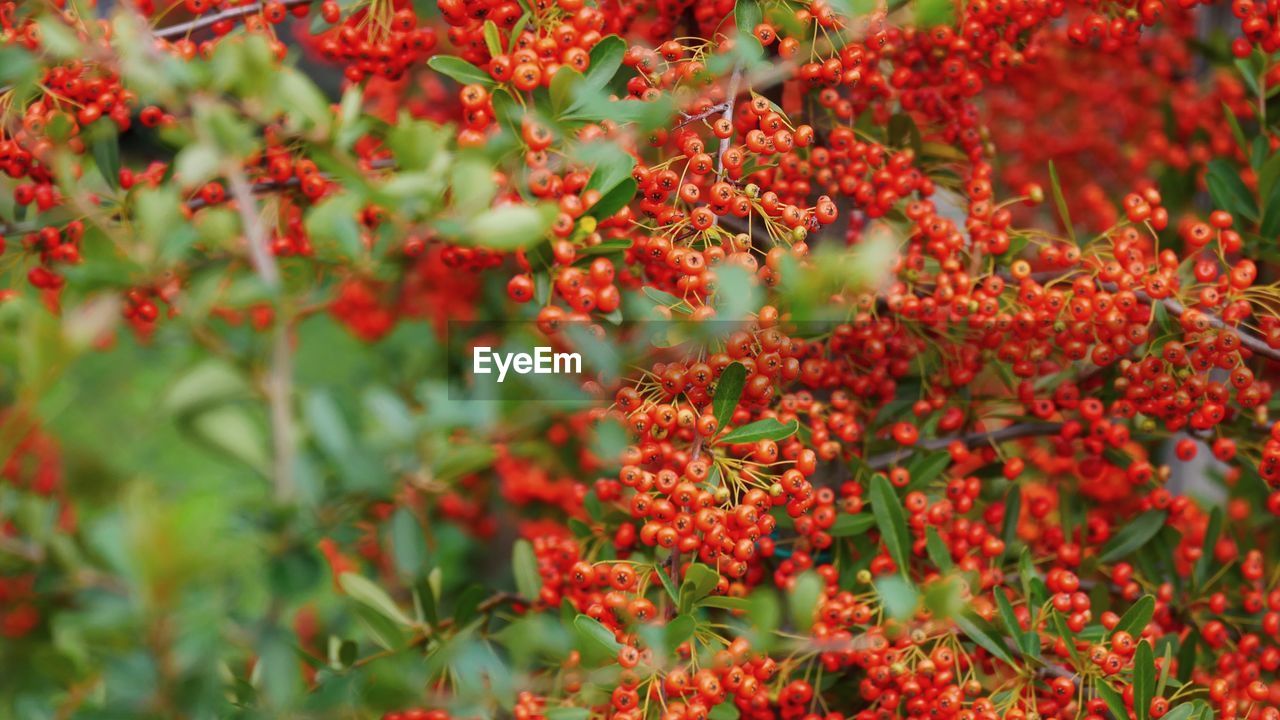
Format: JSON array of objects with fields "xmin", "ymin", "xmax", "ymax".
[
  {"xmin": 0, "ymin": 157, "xmax": 396, "ymax": 237},
  {"xmin": 0, "ymin": 1, "xmax": 317, "ymax": 100},
  {"xmin": 152, "ymin": 0, "xmax": 314, "ymax": 41},
  {"xmin": 227, "ymin": 167, "xmax": 280, "ymax": 289},
  {"xmin": 344, "ymin": 592, "xmax": 527, "ymax": 671},
  {"xmin": 865, "ymin": 422, "xmax": 1064, "ymax": 469},
  {"xmin": 717, "ymin": 68, "xmax": 743, "ymax": 177},
  {"xmin": 0, "ymin": 535, "xmax": 44, "ymax": 563},
  {"xmin": 228, "ymin": 166, "xmax": 295, "ymax": 501},
  {"xmin": 676, "ymin": 101, "xmax": 730, "ymax": 129},
  {"xmin": 1138, "ymin": 288, "xmax": 1280, "ymax": 363},
  {"xmin": 1018, "ymin": 270, "xmax": 1280, "ymax": 363}
]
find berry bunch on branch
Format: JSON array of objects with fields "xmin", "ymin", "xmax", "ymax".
[{"xmin": 0, "ymin": 0, "xmax": 1279, "ymax": 719}]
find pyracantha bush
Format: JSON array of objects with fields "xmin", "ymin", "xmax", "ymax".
[{"xmin": 1, "ymin": 0, "xmax": 1280, "ymax": 718}]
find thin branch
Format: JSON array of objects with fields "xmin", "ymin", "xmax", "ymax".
[
  {"xmin": 676, "ymin": 101, "xmax": 729, "ymax": 129},
  {"xmin": 717, "ymin": 68, "xmax": 743, "ymax": 177},
  {"xmin": 1020, "ymin": 270, "xmax": 1280, "ymax": 363},
  {"xmin": 0, "ymin": 1, "xmax": 317, "ymax": 100},
  {"xmin": 0, "ymin": 535, "xmax": 44, "ymax": 563},
  {"xmin": 266, "ymin": 327, "xmax": 295, "ymax": 500},
  {"xmin": 343, "ymin": 592, "xmax": 528, "ymax": 671},
  {"xmin": 153, "ymin": 0, "xmax": 314, "ymax": 41},
  {"xmin": 866, "ymin": 422, "xmax": 1064, "ymax": 469},
  {"xmin": 1, "ymin": 157, "xmax": 397, "ymax": 237},
  {"xmin": 228, "ymin": 166, "xmax": 295, "ymax": 501},
  {"xmin": 227, "ymin": 168, "xmax": 280, "ymax": 289},
  {"xmin": 1139, "ymin": 288, "xmax": 1280, "ymax": 363}
]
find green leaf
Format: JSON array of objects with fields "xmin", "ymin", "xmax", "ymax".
[
  {"xmin": 1260, "ymin": 176, "xmax": 1280, "ymax": 238},
  {"xmin": 339, "ymin": 573, "xmax": 414, "ymax": 627},
  {"xmin": 1100, "ymin": 511, "xmax": 1167, "ymax": 562},
  {"xmin": 870, "ymin": 474, "xmax": 910, "ymax": 576},
  {"xmin": 462, "ymin": 203, "xmax": 556, "ymax": 250},
  {"xmin": 1114, "ymin": 595, "xmax": 1155, "ymax": 638},
  {"xmin": 451, "ymin": 154, "xmax": 498, "ymax": 216},
  {"xmin": 714, "ymin": 264, "xmax": 764, "ymax": 323},
  {"xmin": 1252, "ymin": 135, "xmax": 1268, "ymax": 171},
  {"xmin": 828, "ymin": 513, "xmax": 875, "ymax": 537},
  {"xmin": 1053, "ymin": 611, "xmax": 1082, "ymax": 665},
  {"xmin": 274, "ymin": 68, "xmax": 332, "ymax": 133},
  {"xmin": 175, "ymin": 142, "xmax": 220, "ymax": 188},
  {"xmin": 387, "ymin": 118, "xmax": 449, "ymax": 171},
  {"xmin": 915, "ymin": 0, "xmax": 955, "ymax": 26},
  {"xmin": 1223, "ymin": 103, "xmax": 1249, "ymax": 157},
  {"xmin": 416, "ymin": 578, "xmax": 439, "ymax": 626},
  {"xmin": 655, "ymin": 561, "xmax": 679, "ymax": 603},
  {"xmin": 452, "ymin": 584, "xmax": 488, "ymax": 628},
  {"xmin": 888, "ymin": 113, "xmax": 923, "ymax": 153},
  {"xmin": 875, "ymin": 575, "xmax": 918, "ymax": 621},
  {"xmin": 735, "ymin": 0, "xmax": 763, "ymax": 31},
  {"xmin": 185, "ymin": 404, "xmax": 270, "ymax": 475},
  {"xmin": 0, "ymin": 47, "xmax": 37, "ymax": 86},
  {"xmin": 717, "ymin": 418, "xmax": 799, "ymax": 444},
  {"xmin": 1048, "ymin": 160, "xmax": 1075, "ymax": 245},
  {"xmin": 135, "ymin": 185, "xmax": 186, "ymax": 249},
  {"xmin": 513, "ymin": 539, "xmax": 542, "ymax": 601},
  {"xmin": 906, "ymin": 451, "xmax": 949, "ymax": 488},
  {"xmin": 679, "ymin": 563, "xmax": 719, "ymax": 613},
  {"xmin": 546, "ymin": 709, "xmax": 590, "ymax": 720},
  {"xmin": 572, "ymin": 614, "xmax": 622, "ymax": 663},
  {"xmin": 90, "ymin": 123, "xmax": 120, "ymax": 190},
  {"xmin": 712, "ymin": 363, "xmax": 748, "ymax": 432},
  {"xmin": 329, "ymin": 636, "xmax": 358, "ymax": 670},
  {"xmin": 1018, "ymin": 547, "xmax": 1037, "ymax": 601},
  {"xmin": 1206, "ymin": 158, "xmax": 1259, "ymax": 223},
  {"xmin": 848, "ymin": 453, "xmax": 874, "ymax": 481},
  {"xmin": 258, "ymin": 627, "xmax": 302, "ymax": 707},
  {"xmin": 574, "ymin": 239, "xmax": 632, "ymax": 259},
  {"xmin": 389, "ymin": 508, "xmax": 429, "ymax": 581},
  {"xmin": 586, "ymin": 177, "xmax": 636, "ymax": 219},
  {"xmin": 1177, "ymin": 628, "xmax": 1199, "ymax": 684},
  {"xmin": 305, "ymin": 192, "xmax": 364, "ymax": 259},
  {"xmin": 550, "ymin": 67, "xmax": 584, "ymax": 114},
  {"xmin": 1096, "ymin": 681, "xmax": 1129, "ymax": 720},
  {"xmin": 1002, "ymin": 485, "xmax": 1021, "ymax": 558},
  {"xmin": 562, "ymin": 35, "xmax": 626, "ymax": 118},
  {"xmin": 994, "ymin": 590, "xmax": 1030, "ymax": 656},
  {"xmin": 790, "ymin": 571, "xmax": 823, "ymax": 631},
  {"xmin": 1237, "ymin": 57, "xmax": 1262, "ymax": 97},
  {"xmin": 581, "ymin": 141, "xmax": 637, "ymax": 194},
  {"xmin": 642, "ymin": 286, "xmax": 683, "ymax": 308},
  {"xmin": 428, "ymin": 55, "xmax": 494, "ymax": 86},
  {"xmin": 1156, "ymin": 641, "xmax": 1174, "ymax": 698},
  {"xmin": 1135, "ymin": 640, "xmax": 1155, "ymax": 720},
  {"xmin": 710, "ymin": 703, "xmax": 741, "ymax": 720},
  {"xmin": 665, "ymin": 614, "xmax": 697, "ymax": 648},
  {"xmin": 925, "ymin": 526, "xmax": 953, "ymax": 572},
  {"xmin": 37, "ymin": 16, "xmax": 83, "ymax": 59},
  {"xmin": 508, "ymin": 13, "xmax": 531, "ymax": 53},
  {"xmin": 1259, "ymin": 151, "xmax": 1280, "ymax": 202},
  {"xmin": 701, "ymin": 595, "xmax": 751, "ymax": 611},
  {"xmin": 584, "ymin": 35, "xmax": 625, "ymax": 90},
  {"xmin": 165, "ymin": 360, "xmax": 250, "ymax": 415},
  {"xmin": 304, "ymin": 391, "xmax": 353, "ymax": 459},
  {"xmin": 483, "ymin": 20, "xmax": 503, "ymax": 57},
  {"xmin": 1161, "ymin": 705, "xmax": 1197, "ymax": 720},
  {"xmin": 953, "ymin": 612, "xmax": 1014, "ymax": 664},
  {"xmin": 434, "ymin": 444, "xmax": 496, "ymax": 482}
]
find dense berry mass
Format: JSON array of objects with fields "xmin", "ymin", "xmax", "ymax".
[{"xmin": 1, "ymin": 0, "xmax": 1280, "ymax": 719}]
